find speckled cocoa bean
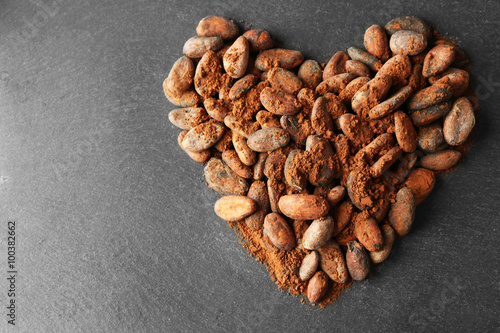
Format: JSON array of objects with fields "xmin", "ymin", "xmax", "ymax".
[
  {"xmin": 252, "ymin": 152, "xmax": 267, "ymax": 180},
  {"xmin": 260, "ymin": 87, "xmax": 300, "ymax": 116},
  {"xmin": 403, "ymin": 168, "xmax": 435, "ymax": 204},
  {"xmin": 376, "ymin": 54, "xmax": 412, "ymax": 87},
  {"xmin": 385, "ymin": 16, "xmax": 431, "ymax": 39},
  {"xmin": 168, "ymin": 107, "xmax": 208, "ymax": 130},
  {"xmin": 331, "ymin": 201, "xmax": 354, "ymax": 236},
  {"xmin": 194, "ymin": 51, "xmax": 223, "ymax": 98},
  {"xmin": 417, "ymin": 122, "xmax": 446, "ymax": 153},
  {"xmin": 407, "ymin": 78, "xmax": 453, "ymax": 111},
  {"xmin": 389, "ymin": 30, "xmax": 427, "ymax": 56},
  {"xmin": 177, "ymin": 131, "xmax": 211, "ymax": 163},
  {"xmin": 181, "ymin": 122, "xmax": 225, "ymax": 152},
  {"xmin": 371, "ymin": 146, "xmax": 403, "ymax": 178},
  {"xmin": 353, "ymin": 214, "xmax": 383, "ymax": 252},
  {"xmin": 347, "ymin": 47, "xmax": 382, "ymax": 71},
  {"xmin": 233, "ymin": 133, "xmax": 257, "ymax": 166},
  {"xmin": 316, "ymin": 73, "xmax": 358, "ymax": 95},
  {"xmin": 369, "ymin": 85, "xmax": 413, "ymax": 119},
  {"xmin": 204, "ymin": 158, "xmax": 249, "ymax": 196},
  {"xmin": 247, "ymin": 128, "xmax": 290, "ymax": 152},
  {"xmin": 223, "ymin": 36, "xmax": 250, "ymax": 78},
  {"xmin": 346, "ymin": 60, "xmax": 371, "ymax": 77}
]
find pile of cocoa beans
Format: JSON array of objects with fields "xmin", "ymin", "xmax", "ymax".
[{"xmin": 164, "ymin": 15, "xmax": 477, "ymax": 304}]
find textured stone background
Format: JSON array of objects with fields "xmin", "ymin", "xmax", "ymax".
[{"xmin": 0, "ymin": 0, "xmax": 499, "ymax": 332}]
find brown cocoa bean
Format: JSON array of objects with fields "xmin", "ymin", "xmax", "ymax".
[
  {"xmin": 371, "ymin": 146, "xmax": 403, "ymax": 178},
  {"xmin": 300, "ymin": 251, "xmax": 319, "ymax": 281},
  {"xmin": 327, "ymin": 186, "xmax": 346, "ymax": 207},
  {"xmin": 407, "ymin": 77, "xmax": 453, "ymax": 111},
  {"xmin": 168, "ymin": 107, "xmax": 208, "ymax": 130},
  {"xmin": 346, "ymin": 241, "xmax": 370, "ymax": 281},
  {"xmin": 417, "ymin": 122, "xmax": 446, "ymax": 153},
  {"xmin": 194, "ymin": 51, "xmax": 223, "ymax": 98},
  {"xmin": 351, "ymin": 74, "xmax": 392, "ymax": 117},
  {"xmin": 247, "ymin": 128, "xmax": 290, "ymax": 152},
  {"xmin": 389, "ymin": 30, "xmax": 427, "ymax": 56},
  {"xmin": 204, "ymin": 158, "xmax": 249, "ymax": 196},
  {"xmin": 307, "ymin": 271, "xmax": 329, "ymax": 304},
  {"xmin": 260, "ymin": 87, "xmax": 300, "ymax": 116},
  {"xmin": 233, "ymin": 133, "xmax": 257, "ymax": 166},
  {"xmin": 443, "ymin": 97, "xmax": 475, "ymax": 146},
  {"xmin": 223, "ymin": 36, "xmax": 250, "ymax": 78},
  {"xmin": 178, "ymin": 131, "xmax": 211, "ymax": 163},
  {"xmin": 376, "ymin": 54, "xmax": 412, "ymax": 86},
  {"xmin": 278, "ymin": 194, "xmax": 330, "ymax": 220},
  {"xmin": 318, "ymin": 240, "xmax": 349, "ymax": 283},
  {"xmin": 222, "ymin": 150, "xmax": 253, "ymax": 179},
  {"xmin": 388, "ymin": 187, "xmax": 416, "ymax": 237},
  {"xmin": 364, "ymin": 25, "xmax": 390, "ymax": 61},
  {"xmin": 353, "ymin": 214, "xmax": 383, "ymax": 252},
  {"xmin": 298, "ymin": 60, "xmax": 323, "ymax": 89},
  {"xmin": 338, "ymin": 76, "xmax": 370, "ymax": 104},
  {"xmin": 181, "ymin": 122, "xmax": 225, "ymax": 152},
  {"xmin": 254, "ymin": 48, "xmax": 304, "ymax": 71},
  {"xmin": 420, "ymin": 150, "xmax": 461, "ymax": 170},
  {"xmin": 229, "ymin": 74, "xmax": 258, "ymax": 100},
  {"xmin": 394, "ymin": 111, "xmax": 418, "ymax": 152},
  {"xmin": 242, "ymin": 29, "xmax": 274, "ymax": 51},
  {"xmin": 403, "ymin": 168, "xmax": 435, "ymax": 204},
  {"xmin": 338, "ymin": 113, "xmax": 374, "ymax": 146},
  {"xmin": 428, "ymin": 67, "xmax": 469, "ymax": 98},
  {"xmin": 369, "ymin": 224, "xmax": 395, "ymax": 264},
  {"xmin": 196, "ymin": 15, "xmax": 239, "ymax": 40},
  {"xmin": 316, "ymin": 73, "xmax": 357, "ymax": 95},
  {"xmin": 331, "ymin": 201, "xmax": 354, "ymax": 236},
  {"xmin": 163, "ymin": 80, "xmax": 201, "ymax": 107},
  {"xmin": 323, "ymin": 51, "xmax": 349, "ymax": 80},
  {"xmin": 166, "ymin": 56, "xmax": 195, "ymax": 95},
  {"xmin": 423, "ymin": 44, "xmax": 456, "ymax": 78},
  {"xmin": 204, "ymin": 98, "xmax": 230, "ymax": 122},
  {"xmin": 267, "ymin": 67, "xmax": 302, "ymax": 95},
  {"xmin": 347, "ymin": 47, "xmax": 382, "ymax": 71},
  {"xmin": 224, "ymin": 115, "xmax": 259, "ymax": 138},
  {"xmin": 214, "ymin": 195, "xmax": 257, "ymax": 221},
  {"xmin": 302, "ymin": 216, "xmax": 336, "ymax": 250},
  {"xmin": 410, "ymin": 100, "xmax": 453, "ymax": 126},
  {"xmin": 385, "ymin": 16, "xmax": 431, "ymax": 39},
  {"xmin": 263, "ymin": 213, "xmax": 296, "ymax": 251},
  {"xmin": 280, "ymin": 116, "xmax": 308, "ymax": 145},
  {"xmin": 252, "ymin": 152, "xmax": 268, "ymax": 180},
  {"xmin": 369, "ymin": 85, "xmax": 413, "ymax": 119},
  {"xmin": 267, "ymin": 179, "xmax": 284, "ymax": 213},
  {"xmin": 284, "ymin": 149, "xmax": 307, "ymax": 191},
  {"xmin": 183, "ymin": 36, "xmax": 224, "ymax": 58},
  {"xmin": 311, "ymin": 96, "xmax": 334, "ymax": 136},
  {"xmin": 346, "ymin": 60, "xmax": 371, "ymax": 77},
  {"xmin": 245, "ymin": 180, "xmax": 270, "ymax": 230}
]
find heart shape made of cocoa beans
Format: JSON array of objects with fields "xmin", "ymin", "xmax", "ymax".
[{"xmin": 163, "ymin": 15, "xmax": 477, "ymax": 307}]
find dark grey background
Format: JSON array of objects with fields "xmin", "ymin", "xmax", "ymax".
[{"xmin": 0, "ymin": 0, "xmax": 499, "ymax": 332}]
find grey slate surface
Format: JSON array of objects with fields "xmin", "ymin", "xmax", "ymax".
[{"xmin": 0, "ymin": 0, "xmax": 499, "ymax": 332}]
